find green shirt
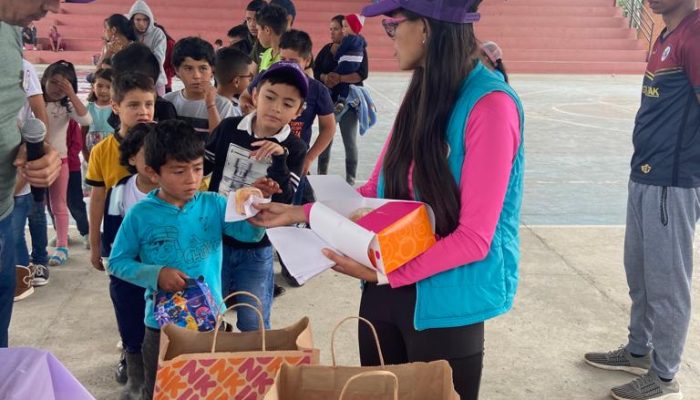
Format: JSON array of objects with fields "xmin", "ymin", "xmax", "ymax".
[
  {"xmin": 0, "ymin": 23, "xmax": 24, "ymax": 219},
  {"xmin": 259, "ymin": 48, "xmax": 281, "ymax": 72}
]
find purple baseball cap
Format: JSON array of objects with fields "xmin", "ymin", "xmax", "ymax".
[
  {"xmin": 256, "ymin": 61, "xmax": 309, "ymax": 99},
  {"xmin": 361, "ymin": 0, "xmax": 481, "ymax": 24}
]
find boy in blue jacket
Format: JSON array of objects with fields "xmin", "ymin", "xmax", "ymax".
[{"xmin": 108, "ymin": 119, "xmax": 266, "ymax": 399}]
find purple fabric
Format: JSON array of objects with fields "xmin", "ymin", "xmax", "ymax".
[
  {"xmin": 0, "ymin": 348, "xmax": 94, "ymax": 400},
  {"xmin": 361, "ymin": 0, "xmax": 481, "ymax": 24}
]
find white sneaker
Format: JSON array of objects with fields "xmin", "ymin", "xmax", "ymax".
[{"xmin": 81, "ymin": 234, "xmax": 90, "ymax": 250}]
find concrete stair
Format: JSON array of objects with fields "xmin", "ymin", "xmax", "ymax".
[{"xmin": 25, "ymin": 0, "xmax": 648, "ymax": 74}]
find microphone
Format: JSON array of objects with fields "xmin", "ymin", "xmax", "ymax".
[{"xmin": 20, "ymin": 118, "xmax": 47, "ymax": 202}]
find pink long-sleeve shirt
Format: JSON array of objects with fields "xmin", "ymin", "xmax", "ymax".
[{"xmin": 306, "ymin": 92, "xmax": 521, "ymax": 288}]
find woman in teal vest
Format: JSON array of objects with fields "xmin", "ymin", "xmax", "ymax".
[{"xmin": 253, "ymin": 0, "xmax": 525, "ymax": 398}]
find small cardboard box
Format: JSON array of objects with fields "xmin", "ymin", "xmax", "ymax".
[{"xmin": 267, "ymin": 176, "xmax": 435, "ymax": 284}]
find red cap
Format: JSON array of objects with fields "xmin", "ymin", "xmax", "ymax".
[{"xmin": 345, "ymin": 13, "xmax": 365, "ymax": 34}]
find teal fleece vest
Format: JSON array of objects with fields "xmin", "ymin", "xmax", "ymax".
[{"xmin": 378, "ymin": 62, "xmax": 525, "ymax": 330}]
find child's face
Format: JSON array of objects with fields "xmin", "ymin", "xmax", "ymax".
[
  {"xmin": 253, "ymin": 81, "xmax": 304, "ymax": 133},
  {"xmin": 149, "ymin": 157, "xmax": 204, "ymax": 206},
  {"xmin": 342, "ymin": 20, "xmax": 351, "ymax": 36},
  {"xmin": 130, "ymin": 148, "xmax": 157, "ymax": 183},
  {"xmin": 279, "ymin": 48, "xmax": 310, "ymax": 70},
  {"xmin": 245, "ymin": 11, "xmax": 258, "ymax": 37},
  {"xmin": 93, "ymin": 77, "xmax": 112, "ymax": 104},
  {"xmin": 132, "ymin": 13, "xmax": 150, "ymax": 34},
  {"xmin": 176, "ymin": 57, "xmax": 214, "ymax": 96},
  {"xmin": 233, "ymin": 63, "xmax": 256, "ymax": 95},
  {"xmin": 44, "ymin": 74, "xmax": 68, "ymax": 101},
  {"xmin": 113, "ymin": 89, "xmax": 155, "ymax": 131},
  {"xmin": 257, "ymin": 26, "xmax": 272, "ymax": 48}
]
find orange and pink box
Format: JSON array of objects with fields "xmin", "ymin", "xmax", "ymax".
[{"xmin": 267, "ymin": 176, "xmax": 436, "ymax": 284}]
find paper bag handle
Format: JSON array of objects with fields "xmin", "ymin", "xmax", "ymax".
[
  {"xmin": 220, "ymin": 290, "xmax": 263, "ymax": 312},
  {"xmin": 338, "ymin": 371, "xmax": 399, "ymax": 400},
  {"xmin": 332, "ymin": 316, "xmax": 384, "ymax": 367},
  {"xmin": 212, "ymin": 303, "xmax": 266, "ymax": 353}
]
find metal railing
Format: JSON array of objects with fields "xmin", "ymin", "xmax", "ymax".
[{"xmin": 617, "ymin": 0, "xmax": 655, "ymax": 60}]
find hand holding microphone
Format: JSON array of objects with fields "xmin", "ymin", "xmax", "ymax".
[{"xmin": 15, "ymin": 118, "xmax": 61, "ymax": 193}]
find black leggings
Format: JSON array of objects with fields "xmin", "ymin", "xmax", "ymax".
[{"xmin": 358, "ymin": 283, "xmax": 484, "ymax": 400}]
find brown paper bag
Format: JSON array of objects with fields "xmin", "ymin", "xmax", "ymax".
[
  {"xmin": 263, "ymin": 316, "xmax": 459, "ymax": 400},
  {"xmin": 154, "ymin": 292, "xmax": 320, "ymax": 400}
]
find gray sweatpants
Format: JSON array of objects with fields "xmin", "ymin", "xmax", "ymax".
[{"xmin": 624, "ymin": 181, "xmax": 700, "ymax": 380}]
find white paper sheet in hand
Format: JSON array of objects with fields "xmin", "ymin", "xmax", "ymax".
[
  {"xmin": 224, "ymin": 192, "xmax": 271, "ymax": 222},
  {"xmin": 266, "ymin": 227, "xmax": 336, "ymax": 284}
]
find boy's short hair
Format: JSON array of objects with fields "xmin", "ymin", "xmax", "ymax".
[
  {"xmin": 172, "ymin": 37, "xmax": 215, "ymax": 69},
  {"xmin": 145, "ymin": 120, "xmax": 206, "ymax": 173},
  {"xmin": 215, "ymin": 39, "xmax": 223, "ymax": 46},
  {"xmin": 112, "ymin": 72, "xmax": 156, "ymax": 104},
  {"xmin": 120, "ymin": 123, "xmax": 153, "ymax": 174},
  {"xmin": 279, "ymin": 29, "xmax": 312, "ymax": 59},
  {"xmin": 270, "ymin": 0, "xmax": 296, "ymax": 23},
  {"xmin": 227, "ymin": 24, "xmax": 249, "ymax": 39},
  {"xmin": 215, "ymin": 47, "xmax": 253, "ymax": 85},
  {"xmin": 111, "ymin": 42, "xmax": 160, "ymax": 83},
  {"xmin": 256, "ymin": 61, "xmax": 308, "ymax": 100},
  {"xmin": 255, "ymin": 4, "xmax": 288, "ymax": 36},
  {"xmin": 246, "ymin": 0, "xmax": 266, "ymax": 12}
]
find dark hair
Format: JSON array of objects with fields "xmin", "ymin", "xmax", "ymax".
[
  {"xmin": 331, "ymin": 14, "xmax": 345, "ymax": 26},
  {"xmin": 111, "ymin": 42, "xmax": 160, "ymax": 83},
  {"xmin": 279, "ymin": 29, "xmax": 312, "ymax": 59},
  {"xmin": 145, "ymin": 119, "xmax": 205, "ymax": 173},
  {"xmin": 215, "ymin": 47, "xmax": 253, "ymax": 85},
  {"xmin": 87, "ymin": 68, "xmax": 113, "ymax": 102},
  {"xmin": 256, "ymin": 69, "xmax": 305, "ymax": 102},
  {"xmin": 246, "ymin": 0, "xmax": 266, "ymax": 12},
  {"xmin": 172, "ymin": 37, "xmax": 215, "ymax": 68},
  {"xmin": 105, "ymin": 14, "xmax": 137, "ymax": 42},
  {"xmin": 383, "ymin": 3, "xmax": 483, "ymax": 237},
  {"xmin": 215, "ymin": 39, "xmax": 223, "ymax": 46},
  {"xmin": 494, "ymin": 59, "xmax": 509, "ymax": 83},
  {"xmin": 101, "ymin": 56, "xmax": 112, "ymax": 67},
  {"xmin": 120, "ymin": 123, "xmax": 153, "ymax": 174},
  {"xmin": 41, "ymin": 60, "xmax": 78, "ymax": 108},
  {"xmin": 255, "ymin": 4, "xmax": 288, "ymax": 36},
  {"xmin": 111, "ymin": 72, "xmax": 156, "ymax": 104},
  {"xmin": 270, "ymin": 0, "xmax": 296, "ymax": 23},
  {"xmin": 228, "ymin": 23, "xmax": 249, "ymax": 39}
]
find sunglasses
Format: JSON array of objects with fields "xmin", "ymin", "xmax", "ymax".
[{"xmin": 381, "ymin": 16, "xmax": 408, "ymax": 39}]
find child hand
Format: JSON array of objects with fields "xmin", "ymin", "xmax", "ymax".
[
  {"xmin": 252, "ymin": 177, "xmax": 282, "ymax": 198},
  {"xmin": 158, "ymin": 267, "xmax": 188, "ymax": 292},
  {"xmin": 90, "ymin": 249, "xmax": 105, "ymax": 271},
  {"xmin": 57, "ymin": 77, "xmax": 75, "ymax": 97},
  {"xmin": 251, "ymin": 140, "xmax": 284, "ymax": 160},
  {"xmin": 204, "ymin": 81, "xmax": 217, "ymax": 107}
]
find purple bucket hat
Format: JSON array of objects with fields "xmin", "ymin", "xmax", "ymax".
[{"xmin": 362, "ymin": 0, "xmax": 481, "ymax": 24}]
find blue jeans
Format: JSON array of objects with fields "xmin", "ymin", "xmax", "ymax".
[
  {"xmin": 11, "ymin": 194, "xmax": 32, "ymax": 267},
  {"xmin": 0, "ymin": 212, "xmax": 16, "ymax": 347},
  {"xmin": 27, "ymin": 197, "xmax": 48, "ymax": 266},
  {"xmin": 221, "ymin": 245, "xmax": 274, "ymax": 332}
]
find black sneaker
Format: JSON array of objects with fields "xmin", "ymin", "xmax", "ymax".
[
  {"xmin": 273, "ymin": 283, "xmax": 286, "ymax": 298},
  {"xmin": 115, "ymin": 350, "xmax": 127, "ymax": 384},
  {"xmin": 30, "ymin": 263, "xmax": 50, "ymax": 286}
]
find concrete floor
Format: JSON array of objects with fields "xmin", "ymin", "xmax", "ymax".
[{"xmin": 9, "ymin": 72, "xmax": 700, "ymax": 399}]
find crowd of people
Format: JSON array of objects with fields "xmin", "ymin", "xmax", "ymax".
[{"xmin": 0, "ymin": 0, "xmax": 698, "ymax": 399}]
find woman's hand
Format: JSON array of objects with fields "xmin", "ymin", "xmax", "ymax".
[
  {"xmin": 324, "ymin": 249, "xmax": 378, "ymax": 282},
  {"xmin": 326, "ymin": 72, "xmax": 341, "ymax": 88},
  {"xmin": 250, "ymin": 203, "xmax": 305, "ymax": 227}
]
